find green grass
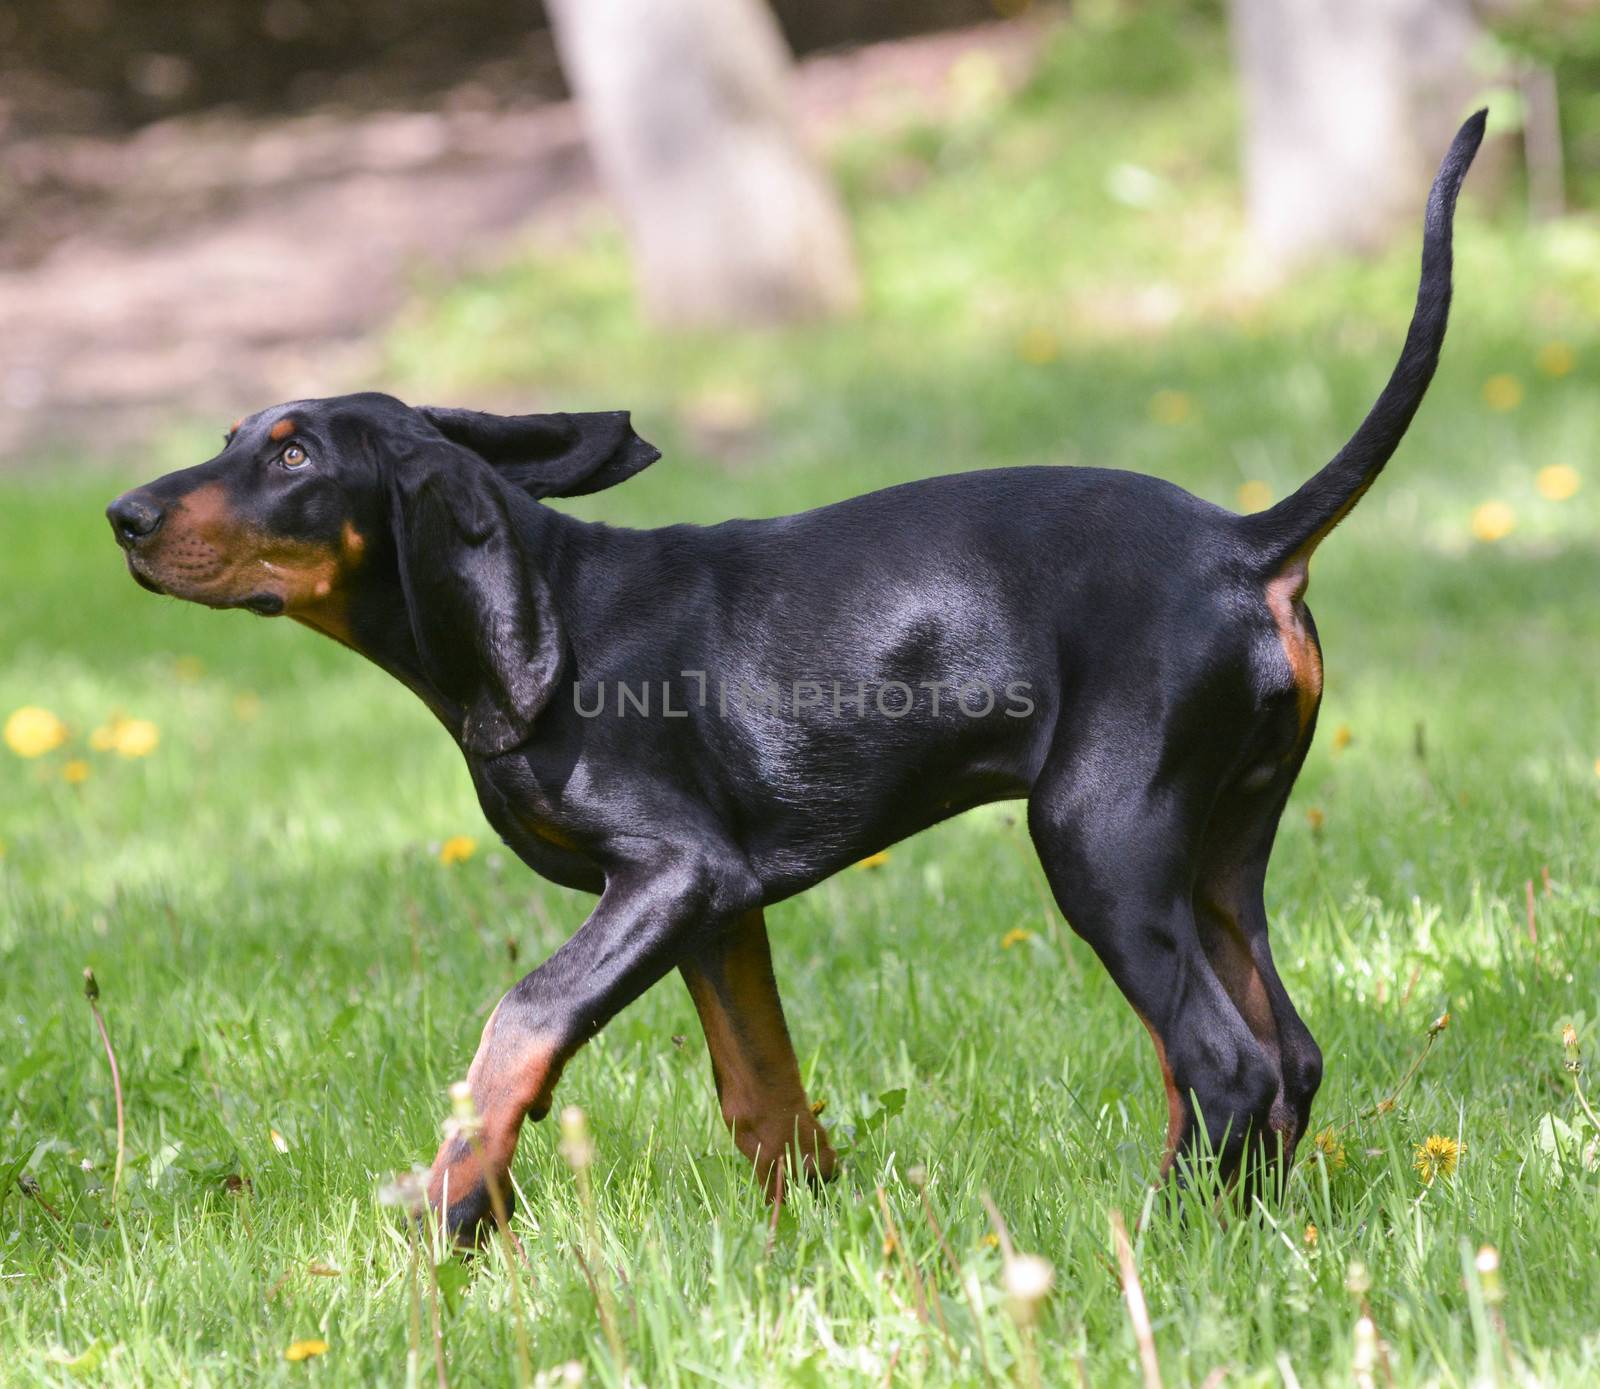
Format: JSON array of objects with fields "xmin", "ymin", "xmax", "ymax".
[{"xmin": 4, "ymin": 6, "xmax": 1600, "ymax": 1384}]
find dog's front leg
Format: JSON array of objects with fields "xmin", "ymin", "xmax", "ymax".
[{"xmin": 427, "ymin": 852, "xmax": 753, "ymax": 1240}]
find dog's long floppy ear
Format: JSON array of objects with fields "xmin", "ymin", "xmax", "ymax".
[
  {"xmin": 388, "ymin": 453, "xmax": 565, "ymax": 755},
  {"xmin": 419, "ymin": 406, "xmax": 660, "ymax": 500}
]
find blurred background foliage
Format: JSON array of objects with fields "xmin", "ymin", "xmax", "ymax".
[
  {"xmin": 0, "ymin": 0, "xmax": 1000, "ymax": 130},
  {"xmin": 1493, "ymin": 0, "xmax": 1600, "ymax": 201},
  {"xmin": 4, "ymin": 0, "xmax": 1600, "ymax": 462}
]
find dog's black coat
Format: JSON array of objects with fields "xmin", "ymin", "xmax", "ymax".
[{"xmin": 109, "ymin": 114, "xmax": 1485, "ymax": 1234}]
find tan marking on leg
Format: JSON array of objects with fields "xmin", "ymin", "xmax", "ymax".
[
  {"xmin": 467, "ymin": 1013, "xmax": 567, "ymax": 1128},
  {"xmin": 1265, "ymin": 558, "xmax": 1323, "ymax": 734},
  {"xmin": 682, "ymin": 910, "xmax": 835, "ymax": 1198},
  {"xmin": 1199, "ymin": 905, "xmax": 1279, "ymax": 1045},
  {"xmin": 1197, "ymin": 891, "xmax": 1298, "ymax": 1154},
  {"xmin": 426, "ymin": 1000, "xmax": 568, "ymax": 1229},
  {"xmin": 1136, "ymin": 1011, "xmax": 1185, "ymax": 1175}
]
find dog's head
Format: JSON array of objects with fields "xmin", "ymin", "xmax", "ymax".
[{"xmin": 107, "ymin": 391, "xmax": 659, "ymax": 752}]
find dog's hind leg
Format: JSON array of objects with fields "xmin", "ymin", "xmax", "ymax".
[
  {"xmin": 1191, "ymin": 765, "xmax": 1324, "ymax": 1190},
  {"xmin": 1027, "ymin": 734, "xmax": 1282, "ymax": 1188},
  {"xmin": 680, "ymin": 909, "xmax": 836, "ymax": 1198}
]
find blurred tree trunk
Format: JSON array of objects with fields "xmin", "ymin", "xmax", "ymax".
[
  {"xmin": 547, "ymin": 0, "xmax": 860, "ymax": 327},
  {"xmin": 1228, "ymin": 0, "xmax": 1484, "ymax": 264}
]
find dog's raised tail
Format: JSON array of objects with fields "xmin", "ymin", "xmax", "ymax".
[{"xmin": 1241, "ymin": 109, "xmax": 1487, "ymax": 572}]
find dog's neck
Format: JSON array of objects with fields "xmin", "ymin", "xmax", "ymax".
[
  {"xmin": 305, "ymin": 500, "xmax": 586, "ymax": 747},
  {"xmin": 286, "ymin": 570, "xmax": 445, "ymax": 730}
]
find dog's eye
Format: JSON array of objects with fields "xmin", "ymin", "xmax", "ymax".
[{"xmin": 280, "ymin": 444, "xmax": 310, "ymax": 471}]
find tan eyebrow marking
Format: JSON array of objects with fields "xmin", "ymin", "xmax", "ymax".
[
  {"xmin": 229, "ymin": 418, "xmax": 243, "ymax": 435},
  {"xmin": 269, "ymin": 417, "xmax": 296, "ymax": 441}
]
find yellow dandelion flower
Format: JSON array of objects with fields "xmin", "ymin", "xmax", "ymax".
[
  {"xmin": 1470, "ymin": 500, "xmax": 1515, "ymax": 543},
  {"xmin": 1536, "ymin": 341, "xmax": 1574, "ymax": 378},
  {"xmin": 1306, "ymin": 807, "xmax": 1325, "ymax": 832},
  {"xmin": 111, "ymin": 719, "xmax": 159, "ymax": 758},
  {"xmin": 1236, "ymin": 480, "xmax": 1273, "ymax": 512},
  {"xmin": 1000, "ymin": 926, "xmax": 1032, "ymax": 950},
  {"xmin": 1149, "ymin": 389, "xmax": 1193, "ymax": 426},
  {"xmin": 981, "ymin": 1231, "xmax": 1000, "ymax": 1249},
  {"xmin": 856, "ymin": 850, "xmax": 891, "ymax": 870},
  {"xmin": 62, "ymin": 759, "xmax": 91, "ymax": 785},
  {"xmin": 438, "ymin": 835, "xmax": 477, "ymax": 866},
  {"xmin": 271, "ymin": 1128, "xmax": 290, "ymax": 1154},
  {"xmin": 1482, "ymin": 375, "xmax": 1524, "ymax": 412},
  {"xmin": 283, "ymin": 1339, "xmax": 329, "ymax": 1362},
  {"xmin": 1536, "ymin": 464, "xmax": 1581, "ymax": 501},
  {"xmin": 5, "ymin": 706, "xmax": 68, "ymax": 759},
  {"xmin": 1311, "ymin": 1125, "xmax": 1347, "ymax": 1170},
  {"xmin": 1304, "ymin": 1223, "xmax": 1319, "ymax": 1247},
  {"xmin": 1016, "ymin": 327, "xmax": 1061, "ymax": 365},
  {"xmin": 1562, "ymin": 1023, "xmax": 1579, "ymax": 1050},
  {"xmin": 90, "ymin": 714, "xmax": 160, "ymax": 757},
  {"xmin": 1414, "ymin": 1133, "xmax": 1463, "ymax": 1184},
  {"xmin": 1332, "ymin": 723, "xmax": 1352, "ymax": 752}
]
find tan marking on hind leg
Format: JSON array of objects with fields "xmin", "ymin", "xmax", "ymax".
[
  {"xmin": 1195, "ymin": 884, "xmax": 1303, "ymax": 1163},
  {"xmin": 1136, "ymin": 1011, "xmax": 1187, "ymax": 1177}
]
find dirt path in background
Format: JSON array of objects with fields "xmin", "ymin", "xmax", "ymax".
[{"xmin": 0, "ymin": 18, "xmax": 1046, "ymax": 464}]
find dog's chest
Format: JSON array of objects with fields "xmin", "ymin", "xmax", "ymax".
[{"xmin": 467, "ymin": 756, "xmax": 604, "ymax": 894}]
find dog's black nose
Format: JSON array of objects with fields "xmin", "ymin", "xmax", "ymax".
[{"xmin": 107, "ymin": 492, "xmax": 164, "ymax": 546}]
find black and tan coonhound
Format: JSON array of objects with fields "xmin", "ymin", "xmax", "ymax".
[{"xmin": 108, "ymin": 113, "xmax": 1484, "ymax": 1237}]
